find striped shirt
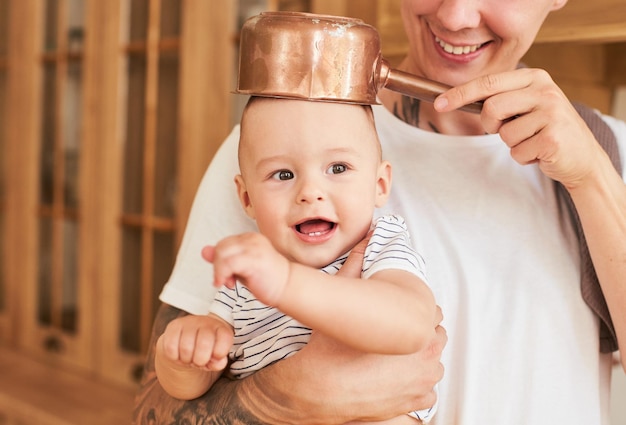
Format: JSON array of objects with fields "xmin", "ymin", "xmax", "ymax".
[{"xmin": 210, "ymin": 214, "xmax": 427, "ymax": 379}]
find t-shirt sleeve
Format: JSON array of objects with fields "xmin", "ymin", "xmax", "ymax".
[
  {"xmin": 361, "ymin": 215, "xmax": 428, "ymax": 284},
  {"xmin": 159, "ymin": 125, "xmax": 258, "ymax": 315},
  {"xmin": 208, "ymin": 286, "xmax": 238, "ymax": 328}
]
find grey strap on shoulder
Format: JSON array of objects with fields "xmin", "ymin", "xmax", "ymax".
[{"xmin": 556, "ymin": 103, "xmax": 621, "ymax": 353}]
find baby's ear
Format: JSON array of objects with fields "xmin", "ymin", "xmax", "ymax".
[
  {"xmin": 235, "ymin": 174, "xmax": 256, "ymax": 219},
  {"xmin": 375, "ymin": 160, "xmax": 392, "ymax": 208}
]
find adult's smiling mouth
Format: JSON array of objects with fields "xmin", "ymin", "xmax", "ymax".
[
  {"xmin": 435, "ymin": 36, "xmax": 488, "ymax": 55},
  {"xmin": 295, "ymin": 219, "xmax": 336, "ymax": 237}
]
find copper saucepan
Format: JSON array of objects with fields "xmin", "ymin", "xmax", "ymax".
[{"xmin": 236, "ymin": 11, "xmax": 482, "ymax": 114}]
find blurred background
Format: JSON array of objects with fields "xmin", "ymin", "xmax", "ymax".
[{"xmin": 0, "ymin": 0, "xmax": 624, "ymax": 423}]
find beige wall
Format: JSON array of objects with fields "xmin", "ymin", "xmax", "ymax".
[{"xmin": 523, "ymin": 42, "xmax": 626, "ymax": 115}]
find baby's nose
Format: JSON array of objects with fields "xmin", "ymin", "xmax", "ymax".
[{"xmin": 296, "ymin": 180, "xmax": 325, "ymax": 203}]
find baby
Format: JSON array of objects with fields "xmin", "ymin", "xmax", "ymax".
[{"xmin": 155, "ymin": 97, "xmax": 438, "ymax": 423}]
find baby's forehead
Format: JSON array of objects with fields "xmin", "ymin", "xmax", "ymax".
[
  {"xmin": 242, "ymin": 99, "xmax": 375, "ymax": 138},
  {"xmin": 239, "ymin": 97, "xmax": 380, "ymax": 156}
]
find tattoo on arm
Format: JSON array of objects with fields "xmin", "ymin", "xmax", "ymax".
[{"xmin": 133, "ymin": 304, "xmax": 269, "ymax": 425}]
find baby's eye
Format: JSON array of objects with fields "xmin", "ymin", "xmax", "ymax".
[
  {"xmin": 327, "ymin": 163, "xmax": 348, "ymax": 174},
  {"xmin": 271, "ymin": 170, "xmax": 294, "ymax": 181}
]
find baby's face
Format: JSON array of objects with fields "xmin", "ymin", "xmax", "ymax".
[{"xmin": 237, "ymin": 98, "xmax": 390, "ymax": 268}]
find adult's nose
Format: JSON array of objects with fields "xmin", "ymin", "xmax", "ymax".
[{"xmin": 436, "ymin": 0, "xmax": 482, "ymax": 32}]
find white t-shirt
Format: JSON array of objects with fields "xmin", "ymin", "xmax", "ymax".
[{"xmin": 160, "ymin": 104, "xmax": 626, "ymax": 425}]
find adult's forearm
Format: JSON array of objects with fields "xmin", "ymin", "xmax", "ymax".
[
  {"xmin": 144, "ymin": 343, "xmax": 367, "ymax": 424},
  {"xmin": 134, "ymin": 364, "xmax": 352, "ymax": 425},
  {"xmin": 133, "ymin": 370, "xmax": 269, "ymax": 425},
  {"xmin": 134, "ymin": 304, "xmax": 444, "ymax": 424},
  {"xmin": 570, "ymin": 157, "xmax": 626, "ymax": 365}
]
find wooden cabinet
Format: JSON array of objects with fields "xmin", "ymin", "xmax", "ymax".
[{"xmin": 1, "ymin": 0, "xmax": 235, "ymax": 391}]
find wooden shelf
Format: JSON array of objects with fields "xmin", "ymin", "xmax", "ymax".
[{"xmin": 536, "ymin": 0, "xmax": 626, "ymax": 43}]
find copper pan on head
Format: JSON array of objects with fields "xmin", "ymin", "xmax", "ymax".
[{"xmin": 236, "ymin": 11, "xmax": 482, "ymax": 114}]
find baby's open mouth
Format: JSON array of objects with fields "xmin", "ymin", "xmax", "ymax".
[{"xmin": 295, "ymin": 219, "xmax": 336, "ymax": 237}]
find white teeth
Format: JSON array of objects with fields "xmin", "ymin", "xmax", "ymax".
[
  {"xmin": 308, "ymin": 232, "xmax": 322, "ymax": 237},
  {"xmin": 435, "ymin": 37, "xmax": 481, "ymax": 55}
]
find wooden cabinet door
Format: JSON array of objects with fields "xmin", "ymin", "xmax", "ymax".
[
  {"xmin": 4, "ymin": 0, "xmax": 95, "ymax": 373},
  {"xmin": 97, "ymin": 0, "xmax": 183, "ymax": 386},
  {"xmin": 1, "ymin": 0, "xmax": 235, "ymax": 388},
  {"xmin": 97, "ymin": 0, "xmax": 236, "ymax": 387}
]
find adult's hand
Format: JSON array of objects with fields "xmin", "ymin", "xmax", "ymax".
[
  {"xmin": 337, "ymin": 229, "xmax": 372, "ymax": 278},
  {"xmin": 434, "ymin": 67, "xmax": 609, "ymax": 190},
  {"xmin": 236, "ymin": 307, "xmax": 445, "ymax": 424}
]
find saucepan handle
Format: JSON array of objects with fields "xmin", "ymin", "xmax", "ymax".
[{"xmin": 378, "ymin": 59, "xmax": 483, "ymax": 114}]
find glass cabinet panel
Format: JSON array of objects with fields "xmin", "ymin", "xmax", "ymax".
[
  {"xmin": 0, "ymin": 0, "xmax": 8, "ymax": 325},
  {"xmin": 122, "ymin": 54, "xmax": 146, "ymax": 216},
  {"xmin": 154, "ymin": 50, "xmax": 178, "ymax": 218},
  {"xmin": 37, "ymin": 0, "xmax": 85, "ymax": 337},
  {"xmin": 129, "ymin": 0, "xmax": 149, "ymax": 43},
  {"xmin": 160, "ymin": 0, "xmax": 180, "ymax": 38}
]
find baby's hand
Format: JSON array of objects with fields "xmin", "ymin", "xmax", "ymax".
[
  {"xmin": 158, "ymin": 314, "xmax": 233, "ymax": 372},
  {"xmin": 202, "ymin": 232, "xmax": 291, "ymax": 306}
]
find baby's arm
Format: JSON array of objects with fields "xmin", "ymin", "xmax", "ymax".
[
  {"xmin": 155, "ymin": 313, "xmax": 234, "ymax": 400},
  {"xmin": 204, "ymin": 232, "xmax": 436, "ymax": 355},
  {"xmin": 285, "ymin": 264, "xmax": 436, "ymax": 354}
]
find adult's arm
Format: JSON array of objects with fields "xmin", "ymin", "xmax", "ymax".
[
  {"xmin": 566, "ymin": 124, "xmax": 626, "ymax": 369},
  {"xmin": 133, "ymin": 303, "xmax": 446, "ymax": 425}
]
